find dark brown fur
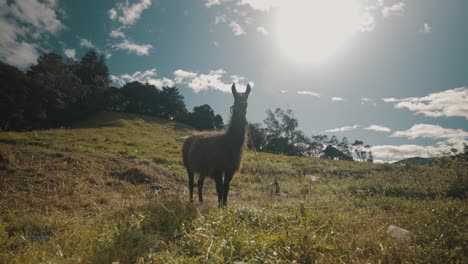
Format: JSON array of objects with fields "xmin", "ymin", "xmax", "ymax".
[{"xmin": 182, "ymin": 84, "xmax": 250, "ymax": 206}]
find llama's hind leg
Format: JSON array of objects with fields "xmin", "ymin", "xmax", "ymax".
[
  {"xmin": 187, "ymin": 169, "xmax": 194, "ymax": 202},
  {"xmin": 222, "ymin": 169, "xmax": 235, "ymax": 206},
  {"xmin": 198, "ymin": 176, "xmax": 205, "ymax": 203}
]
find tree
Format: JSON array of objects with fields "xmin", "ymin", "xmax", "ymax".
[
  {"xmin": 0, "ymin": 61, "xmax": 29, "ymax": 130},
  {"xmin": 323, "ymin": 145, "xmax": 353, "ymax": 161},
  {"xmin": 27, "ymin": 52, "xmax": 86, "ymax": 127},
  {"xmin": 213, "ymin": 114, "xmax": 224, "ymax": 129},
  {"xmin": 247, "ymin": 123, "xmax": 267, "ymax": 150},
  {"xmin": 336, "ymin": 137, "xmax": 351, "ymax": 157},
  {"xmin": 120, "ymin": 81, "xmax": 159, "ymax": 114},
  {"xmin": 352, "ymin": 140, "xmax": 372, "ymax": 162},
  {"xmin": 158, "ymin": 86, "xmax": 187, "ymax": 120},
  {"xmin": 186, "ymin": 104, "xmax": 223, "ymax": 130},
  {"xmin": 264, "ymin": 108, "xmax": 299, "ymax": 140},
  {"xmin": 75, "ymin": 50, "xmax": 110, "ymax": 88},
  {"xmin": 328, "ymin": 135, "xmax": 339, "ymax": 145},
  {"xmin": 74, "ymin": 50, "xmax": 111, "ymax": 115},
  {"xmin": 263, "ymin": 108, "xmax": 309, "ymax": 156}
]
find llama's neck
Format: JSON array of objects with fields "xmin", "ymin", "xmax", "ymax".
[{"xmin": 226, "ymin": 111, "xmax": 247, "ymax": 149}]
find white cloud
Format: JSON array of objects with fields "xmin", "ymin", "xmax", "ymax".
[
  {"xmin": 374, "ymin": 124, "xmax": 468, "ymax": 160},
  {"xmin": 230, "ymin": 75, "xmax": 245, "ymax": 84},
  {"xmin": 108, "ymin": 8, "xmax": 117, "ymax": 20},
  {"xmin": 228, "ymin": 21, "xmax": 246, "ymax": 36},
  {"xmin": 391, "ymin": 124, "xmax": 468, "ymax": 143},
  {"xmin": 256, "ymin": 26, "xmax": 268, "ymax": 35},
  {"xmin": 9, "ymin": 0, "xmax": 64, "ymax": 34},
  {"xmin": 238, "ymin": 0, "xmax": 280, "ymax": 11},
  {"xmin": 365, "ymin": 125, "xmax": 391, "ymax": 132},
  {"xmin": 174, "ymin": 69, "xmax": 197, "ymax": 83},
  {"xmin": 113, "ymin": 40, "xmax": 152, "ymax": 55},
  {"xmin": 371, "ymin": 144, "xmax": 443, "ymax": 160},
  {"xmin": 324, "ymin": 125, "xmax": 359, "ymax": 133},
  {"xmin": 360, "ymin": 97, "xmax": 377, "ymax": 106},
  {"xmin": 331, "ymin": 97, "xmax": 344, "ymax": 102},
  {"xmin": 205, "ymin": 0, "xmax": 222, "ymax": 7},
  {"xmin": 174, "ymin": 69, "xmax": 248, "ymax": 93},
  {"xmin": 214, "ymin": 15, "xmax": 227, "ymax": 24},
  {"xmin": 213, "ymin": 15, "xmax": 246, "ymax": 36},
  {"xmin": 297, "ymin": 91, "xmax": 320, "ymax": 97},
  {"xmin": 64, "ymin": 48, "xmax": 76, "ymax": 60},
  {"xmin": 109, "ymin": 0, "xmax": 152, "ymax": 26},
  {"xmin": 360, "ymin": 12, "xmax": 376, "ymax": 32},
  {"xmin": 0, "ymin": 41, "xmax": 38, "ymax": 67},
  {"xmin": 104, "ymin": 50, "xmax": 112, "ymax": 59},
  {"xmin": 383, "ymin": 87, "xmax": 468, "ymax": 119},
  {"xmin": 382, "ymin": 2, "xmax": 406, "ymax": 18},
  {"xmin": 382, "ymin": 97, "xmax": 398, "ymax": 103},
  {"xmin": 80, "ymin": 38, "xmax": 95, "ymax": 49},
  {"xmin": 111, "ymin": 68, "xmax": 174, "ymax": 88},
  {"xmin": 421, "ymin": 23, "xmax": 432, "ymax": 34},
  {"xmin": 280, "ymin": 90, "xmax": 288, "ymax": 94},
  {"xmin": 0, "ymin": 0, "xmax": 63, "ymax": 67},
  {"xmin": 110, "ymin": 29, "xmax": 125, "ymax": 38}
]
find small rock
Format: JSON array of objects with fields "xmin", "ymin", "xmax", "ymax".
[
  {"xmin": 306, "ymin": 174, "xmax": 319, "ymax": 182},
  {"xmin": 387, "ymin": 225, "xmax": 410, "ymax": 242}
]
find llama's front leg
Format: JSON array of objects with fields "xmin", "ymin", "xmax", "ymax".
[
  {"xmin": 214, "ymin": 172, "xmax": 223, "ymax": 207},
  {"xmin": 222, "ymin": 169, "xmax": 235, "ymax": 206},
  {"xmin": 188, "ymin": 169, "xmax": 194, "ymax": 202},
  {"xmin": 198, "ymin": 177, "xmax": 205, "ymax": 203}
]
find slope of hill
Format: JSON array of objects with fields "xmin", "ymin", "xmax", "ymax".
[
  {"xmin": 0, "ymin": 112, "xmax": 465, "ymax": 263},
  {"xmin": 394, "ymin": 157, "xmax": 437, "ymax": 166}
]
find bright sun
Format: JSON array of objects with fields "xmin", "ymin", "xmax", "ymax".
[{"xmin": 276, "ymin": 0, "xmax": 362, "ymax": 63}]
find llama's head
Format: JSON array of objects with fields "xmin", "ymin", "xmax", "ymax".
[{"xmin": 231, "ymin": 83, "xmax": 251, "ymax": 117}]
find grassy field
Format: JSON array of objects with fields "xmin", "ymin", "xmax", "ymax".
[{"xmin": 0, "ymin": 112, "xmax": 466, "ymax": 263}]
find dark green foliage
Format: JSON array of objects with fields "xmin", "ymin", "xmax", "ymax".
[
  {"xmin": 258, "ymin": 107, "xmax": 371, "ymax": 159},
  {"xmin": 120, "ymin": 81, "xmax": 160, "ymax": 115},
  {"xmin": 0, "ymin": 51, "xmax": 223, "ymax": 131},
  {"xmin": 0, "ymin": 61, "xmax": 29, "ymax": 130},
  {"xmin": 27, "ymin": 53, "xmax": 87, "ymax": 127},
  {"xmin": 0, "ymin": 51, "xmax": 110, "ymax": 130},
  {"xmin": 247, "ymin": 123, "xmax": 267, "ymax": 150},
  {"xmin": 184, "ymin": 104, "xmax": 224, "ymax": 130},
  {"xmin": 263, "ymin": 108, "xmax": 306, "ymax": 155},
  {"xmin": 446, "ymin": 179, "xmax": 468, "ymax": 199},
  {"xmin": 394, "ymin": 157, "xmax": 436, "ymax": 166},
  {"xmin": 158, "ymin": 86, "xmax": 187, "ymax": 120},
  {"xmin": 323, "ymin": 145, "xmax": 353, "ymax": 161},
  {"xmin": 75, "ymin": 50, "xmax": 110, "ymax": 87}
]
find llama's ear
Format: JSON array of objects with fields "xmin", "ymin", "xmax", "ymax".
[
  {"xmin": 231, "ymin": 83, "xmax": 238, "ymax": 96},
  {"xmin": 245, "ymin": 84, "xmax": 251, "ymax": 97}
]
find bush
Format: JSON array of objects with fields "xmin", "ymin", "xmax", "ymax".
[{"xmin": 446, "ymin": 179, "xmax": 468, "ymax": 199}]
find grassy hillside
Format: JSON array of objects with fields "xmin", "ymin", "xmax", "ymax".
[{"xmin": 0, "ymin": 112, "xmax": 466, "ymax": 263}]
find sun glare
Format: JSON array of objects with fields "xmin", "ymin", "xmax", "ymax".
[{"xmin": 276, "ymin": 0, "xmax": 362, "ymax": 64}]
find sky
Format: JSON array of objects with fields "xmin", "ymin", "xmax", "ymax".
[{"xmin": 1, "ymin": 0, "xmax": 467, "ymax": 162}]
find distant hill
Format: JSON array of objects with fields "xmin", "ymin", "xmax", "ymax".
[{"xmin": 394, "ymin": 157, "xmax": 437, "ymax": 166}]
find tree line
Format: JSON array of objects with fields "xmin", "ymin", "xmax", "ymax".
[
  {"xmin": 0, "ymin": 50, "xmax": 372, "ymax": 161},
  {"xmin": 248, "ymin": 108, "xmax": 373, "ymax": 162},
  {"xmin": 0, "ymin": 50, "xmax": 223, "ymax": 131}
]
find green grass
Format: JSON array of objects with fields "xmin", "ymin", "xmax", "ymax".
[{"xmin": 0, "ymin": 112, "xmax": 466, "ymax": 263}]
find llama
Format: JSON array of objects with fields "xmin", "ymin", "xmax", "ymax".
[{"xmin": 182, "ymin": 83, "xmax": 251, "ymax": 206}]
